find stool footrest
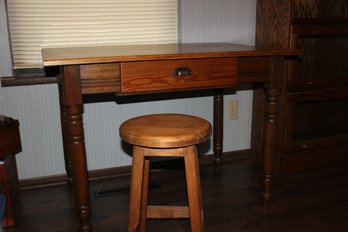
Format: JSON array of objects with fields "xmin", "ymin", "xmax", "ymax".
[{"xmin": 147, "ymin": 205, "xmax": 189, "ymax": 219}]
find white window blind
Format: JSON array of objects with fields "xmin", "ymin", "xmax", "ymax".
[{"xmin": 6, "ymin": 0, "xmax": 178, "ymax": 69}]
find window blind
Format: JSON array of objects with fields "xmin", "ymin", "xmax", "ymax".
[{"xmin": 6, "ymin": 0, "xmax": 178, "ymax": 69}]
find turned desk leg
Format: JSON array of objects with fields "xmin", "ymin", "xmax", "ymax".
[
  {"xmin": 213, "ymin": 89, "xmax": 224, "ymax": 165},
  {"xmin": 62, "ymin": 65, "xmax": 92, "ymax": 232},
  {"xmin": 58, "ymin": 80, "xmax": 73, "ymax": 186},
  {"xmin": 262, "ymin": 87, "xmax": 280, "ymax": 208},
  {"xmin": 261, "ymin": 56, "xmax": 285, "ymax": 208},
  {"xmin": 66, "ymin": 104, "xmax": 91, "ymax": 232}
]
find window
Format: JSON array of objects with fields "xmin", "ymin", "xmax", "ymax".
[{"xmin": 3, "ymin": 0, "xmax": 178, "ymax": 85}]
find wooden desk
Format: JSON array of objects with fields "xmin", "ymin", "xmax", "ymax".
[{"xmin": 42, "ymin": 43, "xmax": 302, "ymax": 232}]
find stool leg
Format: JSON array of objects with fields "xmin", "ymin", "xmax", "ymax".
[
  {"xmin": 128, "ymin": 146, "xmax": 145, "ymax": 232},
  {"xmin": 184, "ymin": 146, "xmax": 204, "ymax": 232},
  {"xmin": 140, "ymin": 157, "xmax": 150, "ymax": 232}
]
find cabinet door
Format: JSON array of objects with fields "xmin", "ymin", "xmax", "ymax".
[
  {"xmin": 288, "ymin": 19, "xmax": 348, "ymax": 90},
  {"xmin": 283, "ymin": 95, "xmax": 348, "ymax": 153}
]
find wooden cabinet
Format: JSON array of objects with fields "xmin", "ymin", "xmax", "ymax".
[
  {"xmin": 0, "ymin": 116, "xmax": 21, "ymax": 227},
  {"xmin": 256, "ymin": 0, "xmax": 348, "ymax": 173}
]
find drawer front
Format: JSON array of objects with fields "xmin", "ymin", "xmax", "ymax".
[{"xmin": 120, "ymin": 58, "xmax": 237, "ymax": 94}]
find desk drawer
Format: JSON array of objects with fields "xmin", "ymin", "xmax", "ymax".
[{"xmin": 120, "ymin": 58, "xmax": 237, "ymax": 94}]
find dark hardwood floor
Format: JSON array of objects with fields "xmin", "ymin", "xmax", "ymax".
[{"xmin": 5, "ymin": 158, "xmax": 348, "ymax": 231}]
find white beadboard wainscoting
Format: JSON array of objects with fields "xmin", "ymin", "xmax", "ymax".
[{"xmin": 0, "ymin": 0, "xmax": 257, "ymax": 180}]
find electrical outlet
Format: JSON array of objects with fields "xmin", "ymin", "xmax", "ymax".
[{"xmin": 228, "ymin": 101, "xmax": 238, "ymax": 120}]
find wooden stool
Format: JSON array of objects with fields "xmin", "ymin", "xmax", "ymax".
[{"xmin": 120, "ymin": 114, "xmax": 212, "ymax": 232}]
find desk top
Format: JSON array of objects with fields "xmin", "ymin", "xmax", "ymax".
[{"xmin": 42, "ymin": 43, "xmax": 302, "ymax": 66}]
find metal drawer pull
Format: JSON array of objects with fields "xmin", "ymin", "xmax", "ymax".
[{"xmin": 172, "ymin": 67, "xmax": 192, "ymax": 77}]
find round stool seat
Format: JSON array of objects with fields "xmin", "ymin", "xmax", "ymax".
[{"xmin": 120, "ymin": 114, "xmax": 212, "ymax": 148}]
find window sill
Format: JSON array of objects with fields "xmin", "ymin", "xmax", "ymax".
[
  {"xmin": 1, "ymin": 68, "xmax": 58, "ymax": 87},
  {"xmin": 1, "ymin": 76, "xmax": 57, "ymax": 87}
]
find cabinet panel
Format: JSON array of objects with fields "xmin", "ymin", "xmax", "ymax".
[
  {"xmin": 291, "ymin": 36, "xmax": 348, "ymax": 83},
  {"xmin": 292, "ymin": 0, "xmax": 348, "ymax": 18},
  {"xmin": 288, "ymin": 19, "xmax": 348, "ymax": 87},
  {"xmin": 283, "ymin": 97, "xmax": 348, "ymax": 153}
]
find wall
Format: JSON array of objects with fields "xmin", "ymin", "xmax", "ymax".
[{"xmin": 0, "ymin": 0, "xmax": 257, "ymax": 180}]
